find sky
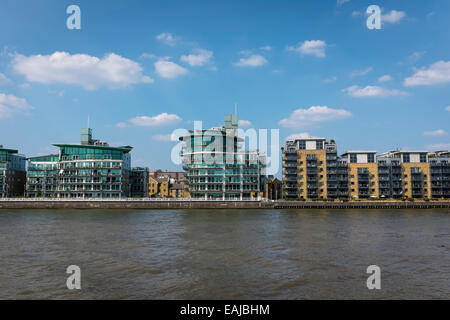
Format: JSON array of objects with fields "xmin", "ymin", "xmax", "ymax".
[{"xmin": 0, "ymin": 0, "xmax": 449, "ymax": 175}]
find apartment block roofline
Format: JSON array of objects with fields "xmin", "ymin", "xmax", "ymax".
[
  {"xmin": 27, "ymin": 154, "xmax": 59, "ymax": 161},
  {"xmin": 0, "ymin": 147, "xmax": 19, "ymax": 154},
  {"xmin": 341, "ymin": 150, "xmax": 377, "ymax": 156},
  {"xmin": 52, "ymin": 143, "xmax": 133, "ymax": 153}
]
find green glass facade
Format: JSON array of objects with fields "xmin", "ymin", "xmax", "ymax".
[
  {"xmin": 26, "ymin": 129, "xmax": 132, "ymax": 198},
  {"xmin": 180, "ymin": 115, "xmax": 265, "ymax": 200},
  {"xmin": 0, "ymin": 146, "xmax": 26, "ymax": 197}
]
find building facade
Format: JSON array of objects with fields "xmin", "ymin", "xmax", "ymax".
[
  {"xmin": 180, "ymin": 114, "xmax": 265, "ymax": 200},
  {"xmin": 282, "ymin": 138, "xmax": 450, "ymax": 200},
  {"xmin": 341, "ymin": 151, "xmax": 378, "ymax": 199},
  {"xmin": 27, "ymin": 128, "xmax": 132, "ymax": 198},
  {"xmin": 282, "ymin": 138, "xmax": 348, "ymax": 200},
  {"xmin": 0, "ymin": 146, "xmax": 26, "ymax": 198},
  {"xmin": 130, "ymin": 167, "xmax": 149, "ymax": 197}
]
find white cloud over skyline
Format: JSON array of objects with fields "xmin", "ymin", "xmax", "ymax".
[
  {"xmin": 404, "ymin": 61, "xmax": 450, "ymax": 86},
  {"xmin": 156, "ymin": 32, "xmax": 178, "ymax": 46},
  {"xmin": 343, "ymin": 85, "xmax": 408, "ymax": 97},
  {"xmin": 155, "ymin": 59, "xmax": 188, "ymax": 78},
  {"xmin": 382, "ymin": 10, "xmax": 406, "ymax": 24},
  {"xmin": 117, "ymin": 113, "xmax": 182, "ymax": 128},
  {"xmin": 180, "ymin": 49, "xmax": 213, "ymax": 67},
  {"xmin": 279, "ymin": 106, "xmax": 351, "ymax": 128},
  {"xmin": 424, "ymin": 129, "xmax": 447, "ymax": 137},
  {"xmin": 287, "ymin": 40, "xmax": 327, "ymax": 58},
  {"xmin": 233, "ymin": 54, "xmax": 268, "ymax": 67},
  {"xmin": 12, "ymin": 52, "xmax": 153, "ymax": 90},
  {"xmin": 0, "ymin": 92, "xmax": 34, "ymax": 119}
]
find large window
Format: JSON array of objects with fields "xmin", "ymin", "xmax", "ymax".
[{"xmin": 403, "ymin": 153, "xmax": 410, "ymax": 163}]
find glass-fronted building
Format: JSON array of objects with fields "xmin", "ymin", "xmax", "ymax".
[
  {"xmin": 26, "ymin": 128, "xmax": 132, "ymax": 198},
  {"xmin": 0, "ymin": 145, "xmax": 26, "ymax": 198},
  {"xmin": 180, "ymin": 115, "xmax": 265, "ymax": 200}
]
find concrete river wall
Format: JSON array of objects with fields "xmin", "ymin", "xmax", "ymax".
[{"xmin": 0, "ymin": 199, "xmax": 449, "ymax": 209}]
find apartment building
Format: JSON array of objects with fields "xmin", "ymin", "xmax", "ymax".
[
  {"xmin": 180, "ymin": 114, "xmax": 265, "ymax": 200},
  {"xmin": 341, "ymin": 151, "xmax": 378, "ymax": 199},
  {"xmin": 429, "ymin": 151, "xmax": 450, "ymax": 199},
  {"xmin": 379, "ymin": 150, "xmax": 430, "ymax": 199},
  {"xmin": 130, "ymin": 167, "xmax": 149, "ymax": 197},
  {"xmin": 27, "ymin": 128, "xmax": 132, "ymax": 198},
  {"xmin": 282, "ymin": 136, "xmax": 450, "ymax": 200},
  {"xmin": 0, "ymin": 145, "xmax": 26, "ymax": 198},
  {"xmin": 282, "ymin": 138, "xmax": 348, "ymax": 199}
]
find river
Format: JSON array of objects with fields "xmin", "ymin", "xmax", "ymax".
[{"xmin": 0, "ymin": 209, "xmax": 448, "ymax": 299}]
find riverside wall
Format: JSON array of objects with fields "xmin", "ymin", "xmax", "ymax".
[{"xmin": 0, "ymin": 200, "xmax": 449, "ymax": 209}]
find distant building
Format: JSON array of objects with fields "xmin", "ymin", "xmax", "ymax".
[
  {"xmin": 130, "ymin": 167, "xmax": 149, "ymax": 197},
  {"xmin": 27, "ymin": 128, "xmax": 132, "ymax": 198},
  {"xmin": 180, "ymin": 114, "xmax": 265, "ymax": 200},
  {"xmin": 0, "ymin": 145, "xmax": 26, "ymax": 198},
  {"xmin": 150, "ymin": 170, "xmax": 185, "ymax": 182}
]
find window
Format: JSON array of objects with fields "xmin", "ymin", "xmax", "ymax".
[
  {"xmin": 368, "ymin": 154, "xmax": 375, "ymax": 163},
  {"xmin": 299, "ymin": 140, "xmax": 306, "ymax": 150},
  {"xmin": 420, "ymin": 154, "xmax": 427, "ymax": 163},
  {"xmin": 403, "ymin": 153, "xmax": 410, "ymax": 163},
  {"xmin": 316, "ymin": 141, "xmax": 324, "ymax": 150},
  {"xmin": 350, "ymin": 154, "xmax": 357, "ymax": 163}
]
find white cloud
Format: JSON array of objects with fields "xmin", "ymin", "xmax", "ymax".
[
  {"xmin": 286, "ymin": 132, "xmax": 312, "ymax": 141},
  {"xmin": 446, "ymin": 106, "xmax": 450, "ymax": 112},
  {"xmin": 120, "ymin": 113, "xmax": 182, "ymax": 127},
  {"xmin": 238, "ymin": 120, "xmax": 252, "ymax": 127},
  {"xmin": 154, "ymin": 59, "xmax": 188, "ymax": 78},
  {"xmin": 152, "ymin": 133, "xmax": 179, "ymax": 142},
  {"xmin": 260, "ymin": 46, "xmax": 272, "ymax": 51},
  {"xmin": 180, "ymin": 49, "xmax": 213, "ymax": 67},
  {"xmin": 0, "ymin": 92, "xmax": 34, "ymax": 119},
  {"xmin": 337, "ymin": 0, "xmax": 350, "ymax": 6},
  {"xmin": 156, "ymin": 32, "xmax": 178, "ymax": 46},
  {"xmin": 0, "ymin": 73, "xmax": 12, "ymax": 85},
  {"xmin": 323, "ymin": 76, "xmax": 337, "ymax": 83},
  {"xmin": 343, "ymin": 85, "xmax": 408, "ymax": 97},
  {"xmin": 233, "ymin": 54, "xmax": 268, "ymax": 67},
  {"xmin": 12, "ymin": 52, "xmax": 153, "ymax": 90},
  {"xmin": 351, "ymin": 67, "xmax": 373, "ymax": 77},
  {"xmin": 427, "ymin": 143, "xmax": 450, "ymax": 151},
  {"xmin": 404, "ymin": 61, "xmax": 450, "ymax": 87},
  {"xmin": 287, "ymin": 40, "xmax": 327, "ymax": 58},
  {"xmin": 424, "ymin": 129, "xmax": 447, "ymax": 137},
  {"xmin": 382, "ymin": 10, "xmax": 406, "ymax": 24},
  {"xmin": 378, "ymin": 75, "xmax": 393, "ymax": 82},
  {"xmin": 115, "ymin": 122, "xmax": 128, "ymax": 129},
  {"xmin": 406, "ymin": 51, "xmax": 426, "ymax": 64},
  {"xmin": 279, "ymin": 106, "xmax": 352, "ymax": 129},
  {"xmin": 352, "ymin": 11, "xmax": 361, "ymax": 17}
]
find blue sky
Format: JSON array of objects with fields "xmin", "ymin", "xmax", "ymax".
[{"xmin": 0, "ymin": 0, "xmax": 449, "ymax": 174}]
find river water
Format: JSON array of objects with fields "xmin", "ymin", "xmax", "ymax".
[{"xmin": 0, "ymin": 209, "xmax": 448, "ymax": 299}]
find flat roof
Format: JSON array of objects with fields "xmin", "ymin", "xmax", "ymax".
[
  {"xmin": 342, "ymin": 150, "xmax": 377, "ymax": 155},
  {"xmin": 53, "ymin": 144, "xmax": 133, "ymax": 153},
  {"xmin": 27, "ymin": 154, "xmax": 59, "ymax": 161},
  {"xmin": 0, "ymin": 147, "xmax": 18, "ymax": 154}
]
